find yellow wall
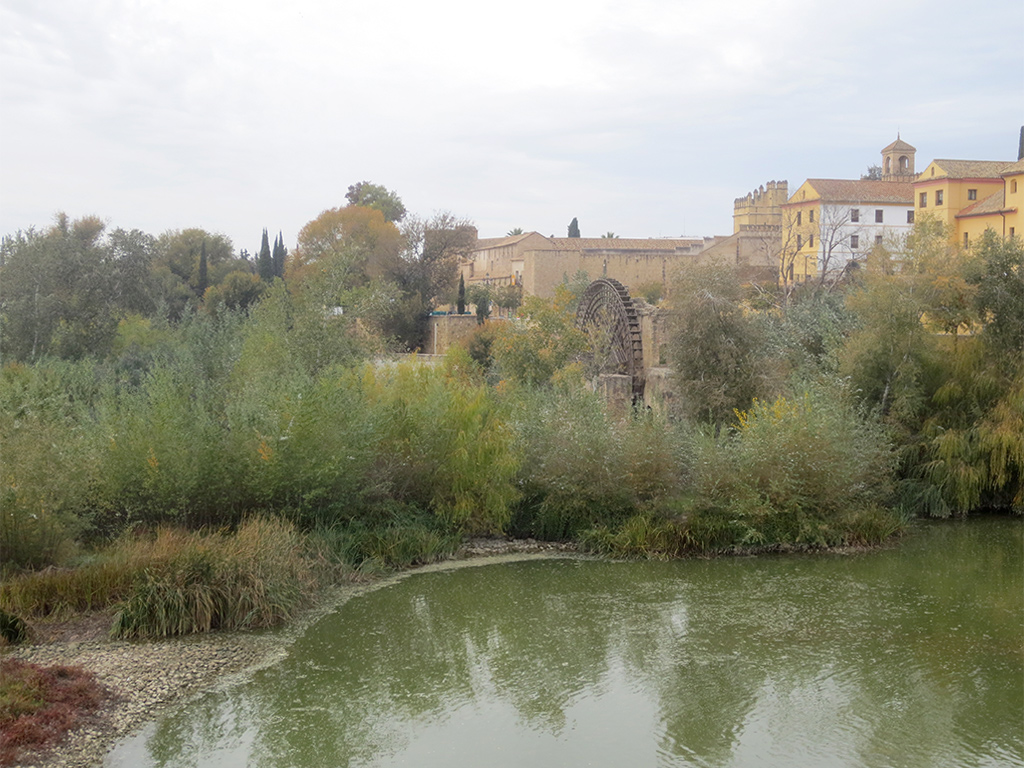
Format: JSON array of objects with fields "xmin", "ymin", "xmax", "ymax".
[
  {"xmin": 780, "ymin": 180, "xmax": 822, "ymax": 283},
  {"xmin": 958, "ymin": 215, "xmax": 1000, "ymax": 249},
  {"xmin": 914, "ymin": 160, "xmax": 1005, "ymax": 233},
  {"xmin": 1004, "ymin": 171, "xmax": 1023, "ymax": 239}
]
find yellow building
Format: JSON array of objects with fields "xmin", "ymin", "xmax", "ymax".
[
  {"xmin": 946, "ymin": 159, "xmax": 1023, "ymax": 247},
  {"xmin": 912, "ymin": 158, "xmax": 1017, "ymax": 246}
]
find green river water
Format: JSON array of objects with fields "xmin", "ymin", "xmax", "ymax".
[{"xmin": 107, "ymin": 518, "xmax": 1022, "ymax": 767}]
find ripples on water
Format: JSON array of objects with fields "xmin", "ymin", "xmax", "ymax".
[{"xmin": 108, "ymin": 518, "xmax": 1023, "ymax": 768}]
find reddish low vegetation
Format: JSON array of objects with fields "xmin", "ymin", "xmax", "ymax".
[{"xmin": 0, "ymin": 658, "xmax": 110, "ymax": 766}]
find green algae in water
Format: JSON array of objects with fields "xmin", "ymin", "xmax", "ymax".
[{"xmin": 107, "ymin": 518, "xmax": 1023, "ymax": 768}]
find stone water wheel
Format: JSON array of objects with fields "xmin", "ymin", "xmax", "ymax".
[{"xmin": 575, "ymin": 278, "xmax": 645, "ymax": 401}]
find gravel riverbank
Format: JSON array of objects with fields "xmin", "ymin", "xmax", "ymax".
[{"xmin": 2, "ymin": 539, "xmax": 577, "ymax": 768}]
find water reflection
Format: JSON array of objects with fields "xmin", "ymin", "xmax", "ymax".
[{"xmin": 108, "ymin": 519, "xmax": 1023, "ymax": 768}]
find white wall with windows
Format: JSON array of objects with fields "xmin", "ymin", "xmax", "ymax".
[{"xmin": 816, "ymin": 202, "xmax": 914, "ymax": 276}]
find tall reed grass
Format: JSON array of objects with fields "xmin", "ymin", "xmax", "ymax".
[{"xmin": 111, "ymin": 518, "xmax": 313, "ymax": 639}]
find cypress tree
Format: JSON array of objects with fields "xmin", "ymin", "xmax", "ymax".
[
  {"xmin": 272, "ymin": 231, "xmax": 287, "ymax": 278},
  {"xmin": 457, "ymin": 274, "xmax": 466, "ymax": 314},
  {"xmin": 567, "ymin": 217, "xmax": 580, "ymax": 238},
  {"xmin": 257, "ymin": 229, "xmax": 273, "ymax": 281}
]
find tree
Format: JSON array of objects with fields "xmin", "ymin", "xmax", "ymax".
[
  {"xmin": 203, "ymin": 271, "xmax": 264, "ymax": 315},
  {"xmin": 491, "ymin": 286, "xmax": 588, "ymax": 387},
  {"xmin": 152, "ymin": 228, "xmax": 238, "ymax": 319},
  {"xmin": 967, "ymin": 229, "xmax": 1024, "ymax": 361},
  {"xmin": 862, "ymin": 165, "xmax": 883, "ymax": 180},
  {"xmin": 257, "ymin": 229, "xmax": 273, "ymax": 281},
  {"xmin": 106, "ymin": 227, "xmax": 158, "ymax": 316},
  {"xmin": 600, "ymin": 232, "xmax": 618, "ymax": 239},
  {"xmin": 382, "ymin": 212, "xmax": 477, "ymax": 350},
  {"xmin": 345, "ymin": 181, "xmax": 407, "ymax": 223},
  {"xmin": 457, "ymin": 274, "xmax": 466, "ymax": 314},
  {"xmin": 507, "ymin": 228, "xmax": 524, "ymax": 237},
  {"xmin": 667, "ymin": 263, "xmax": 773, "ymax": 427},
  {"xmin": 289, "ymin": 205, "xmax": 403, "ymax": 293},
  {"xmin": 197, "ymin": 240, "xmax": 209, "ymax": 296},
  {"xmin": 272, "ymin": 232, "xmax": 287, "ymax": 278},
  {"xmin": 493, "ymin": 283, "xmax": 522, "ymax": 314},
  {"xmin": 466, "ymin": 284, "xmax": 491, "ymax": 324},
  {"xmin": 0, "ymin": 213, "xmax": 118, "ymax": 360},
  {"xmin": 567, "ymin": 217, "xmax": 580, "ymax": 238}
]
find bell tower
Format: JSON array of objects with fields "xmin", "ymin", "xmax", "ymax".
[{"xmin": 881, "ymin": 135, "xmax": 916, "ymax": 181}]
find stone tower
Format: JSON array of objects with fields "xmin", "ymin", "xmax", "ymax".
[{"xmin": 881, "ymin": 135, "xmax": 916, "ymax": 181}]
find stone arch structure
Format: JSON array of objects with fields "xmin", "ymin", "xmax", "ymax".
[{"xmin": 575, "ymin": 278, "xmax": 645, "ymax": 401}]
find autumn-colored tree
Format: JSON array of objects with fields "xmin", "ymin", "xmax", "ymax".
[{"xmin": 289, "ymin": 205, "xmax": 403, "ymax": 292}]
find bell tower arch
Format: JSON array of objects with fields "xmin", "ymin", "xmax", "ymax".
[{"xmin": 881, "ymin": 135, "xmax": 916, "ymax": 181}]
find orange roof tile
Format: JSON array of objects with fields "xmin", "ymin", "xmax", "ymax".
[
  {"xmin": 792, "ymin": 179, "xmax": 914, "ymax": 204},
  {"xmin": 929, "ymin": 159, "xmax": 1014, "ymax": 179},
  {"xmin": 956, "ymin": 190, "xmax": 1009, "ymax": 218}
]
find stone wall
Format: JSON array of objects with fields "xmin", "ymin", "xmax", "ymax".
[{"xmin": 425, "ymin": 314, "xmax": 483, "ymax": 355}]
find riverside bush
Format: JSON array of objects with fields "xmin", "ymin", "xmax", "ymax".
[
  {"xmin": 508, "ymin": 385, "xmax": 687, "ymax": 540},
  {"xmin": 684, "ymin": 380, "xmax": 901, "ymax": 547},
  {"xmin": 362, "ymin": 351, "xmax": 520, "ymax": 535},
  {"xmin": 0, "ymin": 361, "xmax": 100, "ymax": 570}
]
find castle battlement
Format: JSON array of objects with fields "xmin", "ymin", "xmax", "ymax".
[{"xmin": 733, "ymin": 180, "xmax": 788, "ymax": 233}]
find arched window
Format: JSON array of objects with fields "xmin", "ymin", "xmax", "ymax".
[
  {"xmin": 884, "ymin": 157, "xmax": 892, "ymax": 174},
  {"xmin": 899, "ymin": 155, "xmax": 909, "ymax": 171}
]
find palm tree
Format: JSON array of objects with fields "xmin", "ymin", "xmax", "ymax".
[{"xmin": 507, "ymin": 227, "xmax": 525, "ymax": 236}]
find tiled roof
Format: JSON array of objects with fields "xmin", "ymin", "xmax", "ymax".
[
  {"xmin": 956, "ymin": 190, "xmax": 1008, "ymax": 218},
  {"xmin": 1001, "ymin": 159, "xmax": 1024, "ymax": 175},
  {"xmin": 882, "ymin": 137, "xmax": 916, "ymax": 153},
  {"xmin": 929, "ymin": 159, "xmax": 1014, "ymax": 179},
  {"xmin": 474, "ymin": 233, "xmax": 538, "ymax": 249},
  {"xmin": 544, "ymin": 237, "xmax": 703, "ymax": 251},
  {"xmin": 795, "ymin": 179, "xmax": 914, "ymax": 204}
]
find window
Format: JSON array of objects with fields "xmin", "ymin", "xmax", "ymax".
[
  {"xmin": 967, "ymin": 189, "xmax": 977, "ymax": 201},
  {"xmin": 920, "ymin": 192, "xmax": 927, "ymax": 208},
  {"xmin": 796, "ymin": 212, "xmax": 802, "ymax": 225},
  {"xmin": 797, "ymin": 235, "xmax": 803, "ymax": 249},
  {"xmin": 809, "ymin": 210, "xmax": 815, "ymax": 223},
  {"xmin": 851, "ymin": 208, "xmax": 859, "ymax": 222},
  {"xmin": 850, "ymin": 234, "xmax": 859, "ymax": 249},
  {"xmin": 964, "ymin": 233, "xmax": 969, "ymax": 247},
  {"xmin": 907, "ymin": 210, "xmax": 915, "ymax": 224},
  {"xmin": 875, "ymin": 209, "xmax": 884, "ymax": 223},
  {"xmin": 1010, "ymin": 227, "xmax": 1016, "ymax": 237},
  {"xmin": 875, "ymin": 235, "xmax": 883, "ymax": 246},
  {"xmin": 1013, "ymin": 180, "xmax": 1019, "ymax": 194},
  {"xmin": 936, "ymin": 190, "xmax": 944, "ymax": 205},
  {"xmin": 809, "ymin": 235, "xmax": 814, "ymax": 248}
]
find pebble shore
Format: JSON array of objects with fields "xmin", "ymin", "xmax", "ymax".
[{"xmin": 2, "ymin": 538, "xmax": 577, "ymax": 768}]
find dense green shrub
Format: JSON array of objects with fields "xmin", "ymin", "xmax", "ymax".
[
  {"xmin": 363, "ymin": 351, "xmax": 521, "ymax": 534},
  {"xmin": 683, "ymin": 380, "xmax": 902, "ymax": 548},
  {"xmin": 508, "ymin": 385, "xmax": 687, "ymax": 540}
]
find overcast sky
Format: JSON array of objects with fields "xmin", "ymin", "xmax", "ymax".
[{"xmin": 2, "ymin": 0, "xmax": 1022, "ymax": 254}]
